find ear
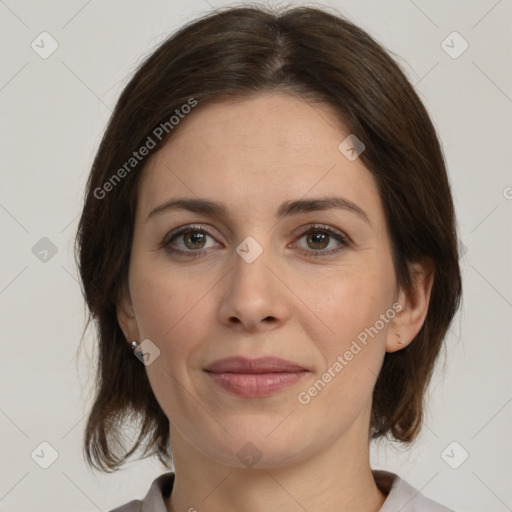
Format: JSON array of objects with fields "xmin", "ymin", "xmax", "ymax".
[
  {"xmin": 116, "ymin": 283, "xmax": 140, "ymax": 344},
  {"xmin": 386, "ymin": 260, "xmax": 434, "ymax": 353}
]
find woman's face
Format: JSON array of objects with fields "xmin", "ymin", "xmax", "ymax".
[{"xmin": 120, "ymin": 93, "xmax": 405, "ymax": 468}]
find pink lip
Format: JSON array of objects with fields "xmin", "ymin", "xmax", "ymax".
[
  {"xmin": 204, "ymin": 356, "xmax": 306, "ymax": 373},
  {"xmin": 203, "ymin": 357, "xmax": 308, "ymax": 398}
]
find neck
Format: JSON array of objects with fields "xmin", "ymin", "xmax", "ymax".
[{"xmin": 165, "ymin": 425, "xmax": 386, "ymax": 512}]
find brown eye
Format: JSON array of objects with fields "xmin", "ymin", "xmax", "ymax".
[
  {"xmin": 293, "ymin": 224, "xmax": 350, "ymax": 258},
  {"xmin": 306, "ymin": 231, "xmax": 330, "ymax": 250},
  {"xmin": 182, "ymin": 230, "xmax": 208, "ymax": 250},
  {"xmin": 160, "ymin": 225, "xmax": 219, "ymax": 257}
]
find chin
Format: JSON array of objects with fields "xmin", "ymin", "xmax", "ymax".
[{"xmin": 194, "ymin": 424, "xmax": 314, "ymax": 470}]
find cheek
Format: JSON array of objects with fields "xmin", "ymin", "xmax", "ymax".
[
  {"xmin": 293, "ymin": 270, "xmax": 393, "ymax": 426},
  {"xmin": 295, "ymin": 262, "xmax": 395, "ymax": 341},
  {"xmin": 292, "ymin": 260, "xmax": 395, "ymax": 402},
  {"xmin": 129, "ymin": 247, "xmax": 205, "ymax": 336},
  {"xmin": 128, "ymin": 255, "xmax": 219, "ymax": 378},
  {"xmin": 128, "ymin": 259, "xmax": 214, "ymax": 414}
]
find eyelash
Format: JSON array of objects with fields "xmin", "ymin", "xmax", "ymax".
[{"xmin": 158, "ymin": 223, "xmax": 350, "ymax": 259}]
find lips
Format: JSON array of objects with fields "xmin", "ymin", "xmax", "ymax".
[
  {"xmin": 203, "ymin": 356, "xmax": 307, "ymax": 374},
  {"xmin": 203, "ymin": 356, "xmax": 309, "ymax": 397}
]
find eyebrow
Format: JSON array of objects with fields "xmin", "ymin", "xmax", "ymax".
[{"xmin": 147, "ymin": 196, "xmax": 370, "ymax": 225}]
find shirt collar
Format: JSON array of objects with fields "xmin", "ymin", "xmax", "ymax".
[{"xmin": 138, "ymin": 470, "xmax": 453, "ymax": 512}]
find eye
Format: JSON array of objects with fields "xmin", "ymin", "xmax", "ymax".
[
  {"xmin": 159, "ymin": 223, "xmax": 350, "ymax": 259},
  {"xmin": 159, "ymin": 225, "xmax": 220, "ymax": 257},
  {"xmin": 292, "ymin": 224, "xmax": 350, "ymax": 257}
]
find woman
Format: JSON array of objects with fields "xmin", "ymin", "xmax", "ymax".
[{"xmin": 76, "ymin": 5, "xmax": 462, "ymax": 511}]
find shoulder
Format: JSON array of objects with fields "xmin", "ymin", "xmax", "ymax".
[
  {"xmin": 373, "ymin": 470, "xmax": 455, "ymax": 512},
  {"xmin": 107, "ymin": 472, "xmax": 175, "ymax": 512}
]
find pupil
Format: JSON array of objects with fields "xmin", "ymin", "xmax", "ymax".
[
  {"xmin": 308, "ymin": 231, "xmax": 328, "ymax": 249},
  {"xmin": 185, "ymin": 231, "xmax": 205, "ymax": 249}
]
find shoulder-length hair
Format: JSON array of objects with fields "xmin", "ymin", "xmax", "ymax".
[{"xmin": 76, "ymin": 4, "xmax": 462, "ymax": 471}]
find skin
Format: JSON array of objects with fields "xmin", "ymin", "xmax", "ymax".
[{"xmin": 117, "ymin": 93, "xmax": 433, "ymax": 512}]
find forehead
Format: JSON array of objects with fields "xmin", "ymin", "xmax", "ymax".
[{"xmin": 137, "ymin": 93, "xmax": 382, "ymax": 225}]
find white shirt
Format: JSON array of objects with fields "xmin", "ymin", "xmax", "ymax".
[{"xmin": 109, "ymin": 470, "xmax": 455, "ymax": 511}]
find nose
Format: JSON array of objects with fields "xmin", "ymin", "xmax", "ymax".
[{"xmin": 216, "ymin": 243, "xmax": 291, "ymax": 333}]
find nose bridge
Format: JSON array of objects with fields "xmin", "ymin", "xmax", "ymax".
[
  {"xmin": 231, "ymin": 235, "xmax": 273, "ymax": 303},
  {"xmin": 217, "ymin": 233, "xmax": 288, "ymax": 330}
]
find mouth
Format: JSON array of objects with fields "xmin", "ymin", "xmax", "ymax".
[{"xmin": 203, "ymin": 356, "xmax": 309, "ymax": 398}]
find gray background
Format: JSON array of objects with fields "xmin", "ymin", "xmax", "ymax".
[{"xmin": 0, "ymin": 0, "xmax": 510, "ymax": 511}]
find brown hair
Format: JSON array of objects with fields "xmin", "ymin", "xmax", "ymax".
[{"xmin": 76, "ymin": 4, "xmax": 462, "ymax": 472}]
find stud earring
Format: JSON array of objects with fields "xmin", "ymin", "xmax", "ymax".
[{"xmin": 131, "ymin": 340, "xmax": 139, "ymax": 350}]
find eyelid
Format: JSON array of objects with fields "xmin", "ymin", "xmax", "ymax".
[
  {"xmin": 290, "ymin": 222, "xmax": 350, "ymax": 243},
  {"xmin": 160, "ymin": 223, "xmax": 221, "ymax": 246},
  {"xmin": 289, "ymin": 223, "xmax": 351, "ymax": 256}
]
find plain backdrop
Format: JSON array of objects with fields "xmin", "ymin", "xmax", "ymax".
[{"xmin": 0, "ymin": 1, "xmax": 510, "ymax": 511}]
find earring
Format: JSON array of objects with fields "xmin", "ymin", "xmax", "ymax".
[
  {"xmin": 131, "ymin": 340, "xmax": 139, "ymax": 350},
  {"xmin": 396, "ymin": 332, "xmax": 405, "ymax": 345}
]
